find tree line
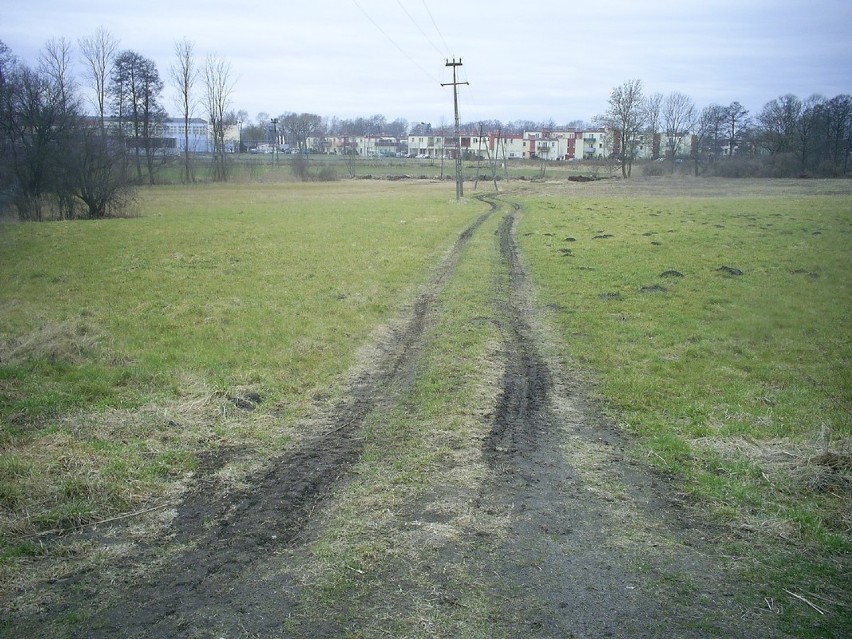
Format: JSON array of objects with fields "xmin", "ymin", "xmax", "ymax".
[
  {"xmin": 597, "ymin": 79, "xmax": 851, "ymax": 178},
  {"xmin": 0, "ymin": 32, "xmax": 234, "ymax": 221},
  {"xmin": 2, "ymin": 31, "xmax": 849, "ymax": 221}
]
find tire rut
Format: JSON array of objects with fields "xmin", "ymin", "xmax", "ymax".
[
  {"xmin": 475, "ymin": 194, "xmax": 789, "ymax": 638},
  {"xmin": 34, "ymin": 210, "xmax": 493, "ymax": 638}
]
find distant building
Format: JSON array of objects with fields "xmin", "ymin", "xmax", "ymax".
[{"xmin": 159, "ymin": 118, "xmax": 212, "ymax": 154}]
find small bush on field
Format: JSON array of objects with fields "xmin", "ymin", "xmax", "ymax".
[
  {"xmin": 290, "ymin": 155, "xmax": 307, "ymax": 180},
  {"xmin": 709, "ymin": 158, "xmax": 763, "ymax": 178},
  {"xmin": 290, "ymin": 156, "xmax": 338, "ymax": 181},
  {"xmin": 642, "ymin": 162, "xmax": 667, "ymax": 177},
  {"xmin": 315, "ymin": 166, "xmax": 339, "ymax": 182}
]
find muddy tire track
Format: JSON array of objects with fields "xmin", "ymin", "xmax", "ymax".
[
  {"xmin": 486, "ymin": 205, "xmax": 550, "ymax": 461},
  {"xmin": 478, "ymin": 194, "xmax": 789, "ymax": 638},
  {"xmin": 18, "ymin": 211, "xmax": 493, "ymax": 639},
  {"xmin": 6, "ymin": 194, "xmax": 793, "ymax": 638}
]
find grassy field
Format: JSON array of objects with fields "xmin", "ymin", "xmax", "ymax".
[
  {"xmin": 512, "ymin": 177, "xmax": 851, "ymax": 634},
  {"xmin": 0, "ymin": 176, "xmax": 849, "ymax": 636},
  {"xmin": 0, "ymin": 181, "xmax": 476, "ymax": 539},
  {"xmin": 158, "ymin": 152, "xmax": 599, "ymax": 184}
]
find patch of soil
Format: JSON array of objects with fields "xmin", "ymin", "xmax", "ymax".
[
  {"xmin": 717, "ymin": 265, "xmax": 744, "ymax": 276},
  {"xmin": 468, "ymin": 199, "xmax": 790, "ymax": 638},
  {"xmin": 5, "ymin": 212, "xmax": 494, "ymax": 639},
  {"xmin": 5, "ymin": 194, "xmax": 794, "ymax": 639},
  {"xmin": 640, "ymin": 284, "xmax": 668, "ymax": 293}
]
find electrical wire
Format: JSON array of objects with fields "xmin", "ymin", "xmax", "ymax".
[
  {"xmin": 421, "ymin": 0, "xmax": 453, "ymax": 57},
  {"xmin": 395, "ymin": 0, "xmax": 444, "ymax": 58},
  {"xmin": 349, "ymin": 0, "xmax": 440, "ymax": 85}
]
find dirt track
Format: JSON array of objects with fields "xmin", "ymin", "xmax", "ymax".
[{"xmin": 6, "ymin": 196, "xmax": 790, "ymax": 638}]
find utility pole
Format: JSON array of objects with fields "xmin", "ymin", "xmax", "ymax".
[
  {"xmin": 270, "ymin": 118, "xmax": 278, "ymax": 165},
  {"xmin": 442, "ymin": 58, "xmax": 468, "ymax": 200}
]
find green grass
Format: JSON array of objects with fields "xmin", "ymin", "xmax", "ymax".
[
  {"xmin": 287, "ymin": 207, "xmax": 505, "ymax": 637},
  {"xmin": 2, "ymin": 177, "xmax": 850, "ymax": 636},
  {"xmin": 155, "ymin": 153, "xmax": 600, "ymax": 185},
  {"xmin": 515, "ymin": 184, "xmax": 851, "ymax": 636},
  {"xmin": 0, "ymin": 181, "xmax": 474, "ymax": 537}
]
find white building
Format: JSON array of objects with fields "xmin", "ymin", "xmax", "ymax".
[{"xmin": 159, "ymin": 118, "xmax": 212, "ymax": 153}]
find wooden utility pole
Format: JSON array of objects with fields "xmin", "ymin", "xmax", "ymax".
[
  {"xmin": 474, "ymin": 123, "xmax": 484, "ymax": 190},
  {"xmin": 442, "ymin": 58, "xmax": 468, "ymax": 200}
]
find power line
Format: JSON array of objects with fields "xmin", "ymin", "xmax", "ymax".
[
  {"xmin": 395, "ymin": 0, "xmax": 444, "ymax": 58},
  {"xmin": 349, "ymin": 0, "xmax": 440, "ymax": 84},
  {"xmin": 421, "ymin": 0, "xmax": 453, "ymax": 56}
]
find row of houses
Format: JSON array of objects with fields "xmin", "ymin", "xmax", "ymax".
[
  {"xmin": 307, "ymin": 129, "xmax": 695, "ymax": 161},
  {"xmin": 104, "ymin": 116, "xmax": 696, "ymax": 161}
]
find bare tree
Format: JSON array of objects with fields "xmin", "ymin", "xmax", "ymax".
[
  {"xmin": 203, "ymin": 54, "xmax": 234, "ymax": 181},
  {"xmin": 724, "ymin": 101, "xmax": 750, "ymax": 156},
  {"xmin": 2, "ymin": 59, "xmax": 78, "ymax": 219},
  {"xmin": 596, "ymin": 79, "xmax": 646, "ymax": 177},
  {"xmin": 756, "ymin": 94, "xmax": 801, "ymax": 156},
  {"xmin": 690, "ymin": 104, "xmax": 729, "ymax": 176},
  {"xmin": 40, "ymin": 38, "xmax": 77, "ymax": 113},
  {"xmin": 644, "ymin": 91, "xmax": 663, "ymax": 159},
  {"xmin": 797, "ymin": 94, "xmax": 825, "ymax": 171},
  {"xmin": 0, "ymin": 41, "xmax": 17, "ymax": 198},
  {"xmin": 282, "ymin": 112, "xmax": 324, "ymax": 153},
  {"xmin": 110, "ymin": 50, "xmax": 166, "ymax": 184},
  {"xmin": 79, "ymin": 27, "xmax": 118, "ymax": 132},
  {"xmin": 171, "ymin": 38, "xmax": 198, "ymax": 183},
  {"xmin": 64, "ymin": 121, "xmax": 134, "ymax": 218},
  {"xmin": 824, "ymin": 95, "xmax": 851, "ymax": 173},
  {"xmin": 700, "ymin": 104, "xmax": 727, "ymax": 162},
  {"xmin": 385, "ymin": 117, "xmax": 409, "ymax": 139},
  {"xmin": 661, "ymin": 92, "xmax": 695, "ymax": 169}
]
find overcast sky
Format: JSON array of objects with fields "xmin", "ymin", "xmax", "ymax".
[{"xmin": 2, "ymin": 0, "xmax": 850, "ymax": 127}]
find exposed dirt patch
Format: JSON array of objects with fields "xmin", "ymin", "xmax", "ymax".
[
  {"xmin": 3, "ymin": 195, "xmax": 794, "ymax": 638},
  {"xmin": 3, "ymin": 212, "xmax": 493, "ymax": 638},
  {"xmin": 717, "ymin": 265, "xmax": 745, "ymax": 276},
  {"xmin": 469, "ymin": 196, "xmax": 790, "ymax": 637}
]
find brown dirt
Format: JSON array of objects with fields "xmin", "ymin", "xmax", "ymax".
[{"xmin": 2, "ymin": 194, "xmax": 794, "ymax": 638}]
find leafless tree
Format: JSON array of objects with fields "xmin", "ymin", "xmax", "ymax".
[
  {"xmin": 823, "ymin": 94, "xmax": 851, "ymax": 173},
  {"xmin": 756, "ymin": 94, "xmax": 801, "ymax": 155},
  {"xmin": 79, "ymin": 27, "xmax": 118, "ymax": 132},
  {"xmin": 644, "ymin": 91, "xmax": 663, "ymax": 159},
  {"xmin": 64, "ymin": 121, "xmax": 134, "ymax": 218},
  {"xmin": 700, "ymin": 104, "xmax": 728, "ymax": 163},
  {"xmin": 690, "ymin": 106, "xmax": 714, "ymax": 176},
  {"xmin": 40, "ymin": 38, "xmax": 77, "ymax": 113},
  {"xmin": 797, "ymin": 94, "xmax": 825, "ymax": 171},
  {"xmin": 203, "ymin": 54, "xmax": 234, "ymax": 181},
  {"xmin": 724, "ymin": 101, "xmax": 750, "ymax": 156},
  {"xmin": 661, "ymin": 92, "xmax": 695, "ymax": 169},
  {"xmin": 282, "ymin": 112, "xmax": 324, "ymax": 153},
  {"xmin": 3, "ymin": 47, "xmax": 81, "ymax": 219},
  {"xmin": 595, "ymin": 79, "xmax": 646, "ymax": 177},
  {"xmin": 171, "ymin": 38, "xmax": 198, "ymax": 183},
  {"xmin": 110, "ymin": 50, "xmax": 166, "ymax": 184},
  {"xmin": 385, "ymin": 117, "xmax": 409, "ymax": 139},
  {"xmin": 0, "ymin": 41, "xmax": 16, "ymax": 198}
]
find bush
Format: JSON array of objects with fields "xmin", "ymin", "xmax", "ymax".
[
  {"xmin": 315, "ymin": 166, "xmax": 339, "ymax": 182},
  {"xmin": 710, "ymin": 158, "xmax": 763, "ymax": 178},
  {"xmin": 291, "ymin": 156, "xmax": 310, "ymax": 181},
  {"xmin": 642, "ymin": 162, "xmax": 667, "ymax": 177}
]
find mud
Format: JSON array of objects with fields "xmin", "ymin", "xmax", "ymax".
[
  {"xmin": 472, "ymin": 197, "xmax": 788, "ymax": 637},
  {"xmin": 4, "ymin": 196, "xmax": 792, "ymax": 638}
]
